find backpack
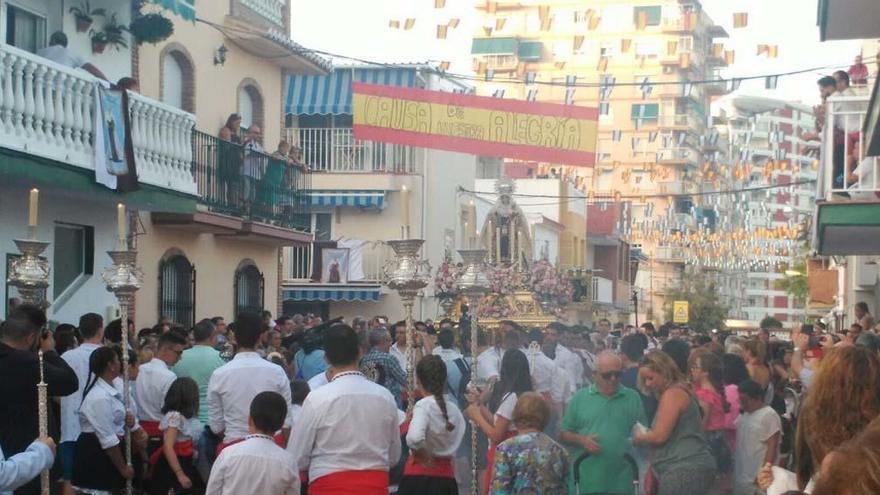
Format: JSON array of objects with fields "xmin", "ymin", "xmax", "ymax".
[{"xmin": 448, "ymin": 357, "xmax": 471, "ymax": 408}]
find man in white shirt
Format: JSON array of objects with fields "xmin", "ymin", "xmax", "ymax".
[
  {"xmin": 135, "ymin": 331, "xmax": 185, "ymax": 450},
  {"xmin": 389, "ymin": 320, "xmax": 408, "ymax": 372},
  {"xmin": 287, "ymin": 323, "xmax": 401, "ymax": 493},
  {"xmin": 0, "ymin": 437, "xmax": 55, "ymax": 495},
  {"xmin": 543, "ymin": 324, "xmax": 584, "ymax": 392},
  {"xmin": 208, "ymin": 312, "xmax": 294, "ymax": 452},
  {"xmin": 734, "ymin": 380, "xmax": 781, "ymax": 495},
  {"xmin": 36, "ymin": 32, "xmax": 106, "ymax": 80},
  {"xmin": 59, "ymin": 313, "xmax": 104, "ymax": 487},
  {"xmin": 206, "ymin": 391, "xmax": 299, "ymax": 495}
]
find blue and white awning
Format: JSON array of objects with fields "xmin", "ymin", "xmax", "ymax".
[
  {"xmin": 309, "ymin": 190, "xmax": 385, "ymax": 209},
  {"xmin": 285, "ymin": 67, "xmax": 419, "ymax": 115},
  {"xmin": 283, "ymin": 287, "xmax": 381, "ymax": 302}
]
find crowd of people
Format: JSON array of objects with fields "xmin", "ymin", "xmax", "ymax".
[{"xmin": 2, "ymin": 303, "xmax": 880, "ymax": 495}]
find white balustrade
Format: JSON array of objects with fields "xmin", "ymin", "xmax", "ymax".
[
  {"xmin": 286, "ymin": 127, "xmax": 417, "ymax": 173},
  {"xmin": 592, "ymin": 276, "xmax": 614, "ymax": 304},
  {"xmin": 285, "ymin": 241, "xmax": 394, "ymax": 283},
  {"xmin": 0, "ymin": 43, "xmax": 196, "ymax": 196},
  {"xmin": 241, "ymin": 0, "xmax": 285, "ymax": 26}
]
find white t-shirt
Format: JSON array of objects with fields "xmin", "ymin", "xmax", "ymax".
[
  {"xmin": 734, "ymin": 406, "xmax": 781, "ymax": 487},
  {"xmin": 36, "ymin": 45, "xmax": 86, "ymax": 69},
  {"xmin": 495, "ymin": 392, "xmax": 517, "ymax": 421}
]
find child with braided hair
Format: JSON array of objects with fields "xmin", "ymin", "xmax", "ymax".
[{"xmin": 398, "ymin": 355, "xmax": 466, "ymax": 495}]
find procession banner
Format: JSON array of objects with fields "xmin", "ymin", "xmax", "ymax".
[{"xmin": 352, "ymin": 82, "xmax": 598, "ymax": 166}]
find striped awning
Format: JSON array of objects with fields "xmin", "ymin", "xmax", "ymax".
[
  {"xmin": 149, "ymin": 0, "xmax": 195, "ymax": 21},
  {"xmin": 285, "ymin": 67, "xmax": 419, "ymax": 115},
  {"xmin": 283, "ymin": 287, "xmax": 381, "ymax": 302},
  {"xmin": 309, "ymin": 190, "xmax": 385, "ymax": 209}
]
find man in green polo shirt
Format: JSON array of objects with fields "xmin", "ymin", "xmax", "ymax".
[{"xmin": 561, "ymin": 352, "xmax": 646, "ymax": 494}]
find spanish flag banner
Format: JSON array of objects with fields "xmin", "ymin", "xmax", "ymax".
[
  {"xmin": 733, "ymin": 12, "xmax": 748, "ymax": 28},
  {"xmin": 437, "ymin": 24, "xmax": 448, "ymax": 39},
  {"xmin": 448, "ymin": 18, "xmax": 460, "ymax": 28},
  {"xmin": 404, "ymin": 18, "xmax": 416, "ymax": 30},
  {"xmin": 389, "ymin": 20, "xmax": 400, "ymax": 29},
  {"xmin": 352, "ymin": 82, "xmax": 599, "ymax": 167},
  {"xmin": 495, "ymin": 18, "xmax": 507, "ymax": 31},
  {"xmin": 435, "ymin": 0, "xmax": 445, "ymax": 8}
]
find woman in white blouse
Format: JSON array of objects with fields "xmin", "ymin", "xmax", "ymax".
[
  {"xmin": 399, "ymin": 355, "xmax": 465, "ymax": 495},
  {"xmin": 72, "ymin": 346, "xmax": 135, "ymax": 493}
]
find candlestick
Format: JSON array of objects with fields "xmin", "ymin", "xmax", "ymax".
[
  {"xmin": 467, "ymin": 200, "xmax": 477, "ymax": 239},
  {"xmin": 37, "ymin": 350, "xmax": 48, "ymax": 495},
  {"xmin": 463, "ymin": 222, "xmax": 469, "ymax": 249},
  {"xmin": 117, "ymin": 203, "xmax": 126, "ymax": 246},
  {"xmin": 401, "ymin": 185, "xmax": 410, "ymax": 237},
  {"xmin": 28, "ymin": 188, "xmax": 39, "ymax": 227}
]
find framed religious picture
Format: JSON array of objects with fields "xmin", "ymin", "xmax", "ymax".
[{"xmin": 321, "ymin": 248, "xmax": 350, "ymax": 284}]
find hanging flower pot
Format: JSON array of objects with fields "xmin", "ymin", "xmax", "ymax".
[
  {"xmin": 129, "ymin": 13, "xmax": 174, "ymax": 45},
  {"xmin": 75, "ymin": 16, "xmax": 92, "ymax": 32},
  {"xmin": 90, "ymin": 31, "xmax": 108, "ymax": 54},
  {"xmin": 69, "ymin": 1, "xmax": 105, "ymax": 33}
]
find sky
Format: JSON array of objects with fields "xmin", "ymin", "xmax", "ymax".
[{"xmin": 290, "ymin": 0, "xmax": 864, "ymax": 105}]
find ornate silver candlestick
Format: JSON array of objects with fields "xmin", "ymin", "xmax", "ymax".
[
  {"xmin": 102, "ymin": 249, "xmax": 143, "ymax": 495},
  {"xmin": 455, "ymin": 248, "xmax": 489, "ymax": 495},
  {"xmin": 384, "ymin": 239, "xmax": 431, "ymax": 414}
]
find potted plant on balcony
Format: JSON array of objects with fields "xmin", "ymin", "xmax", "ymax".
[
  {"xmin": 91, "ymin": 14, "xmax": 129, "ymax": 53},
  {"xmin": 69, "ymin": 1, "xmax": 105, "ymax": 32},
  {"xmin": 90, "ymin": 30, "xmax": 108, "ymax": 54},
  {"xmin": 129, "ymin": 13, "xmax": 174, "ymax": 45}
]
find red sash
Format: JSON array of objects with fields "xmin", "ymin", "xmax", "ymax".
[
  {"xmin": 403, "ymin": 455, "xmax": 454, "ymax": 478},
  {"xmin": 308, "ymin": 470, "xmax": 388, "ymax": 495},
  {"xmin": 148, "ymin": 439, "xmax": 194, "ymax": 467},
  {"xmin": 140, "ymin": 420, "xmax": 161, "ymax": 438},
  {"xmin": 215, "ymin": 433, "xmax": 287, "ymax": 457}
]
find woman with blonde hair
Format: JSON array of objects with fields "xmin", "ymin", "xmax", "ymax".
[
  {"xmin": 741, "ymin": 339, "xmax": 771, "ymax": 390},
  {"xmin": 758, "ymin": 346, "xmax": 880, "ymax": 492},
  {"xmin": 812, "ymin": 418, "xmax": 880, "ymax": 495},
  {"xmin": 633, "ymin": 351, "xmax": 716, "ymax": 495}
]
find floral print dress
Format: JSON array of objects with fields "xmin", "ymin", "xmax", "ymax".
[{"xmin": 491, "ymin": 431, "xmax": 569, "ymax": 494}]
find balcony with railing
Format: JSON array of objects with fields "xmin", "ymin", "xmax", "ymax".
[
  {"xmin": 658, "ymin": 113, "xmax": 698, "ymax": 130},
  {"xmin": 592, "ymin": 276, "xmax": 614, "ymax": 304},
  {"xmin": 657, "ymin": 146, "xmax": 699, "ymax": 166},
  {"xmin": 285, "ymin": 127, "xmax": 416, "ymax": 174},
  {"xmin": 0, "ymin": 43, "xmax": 196, "ymax": 196},
  {"xmin": 284, "ymin": 241, "xmax": 393, "ymax": 283},
  {"xmin": 813, "ymin": 92, "xmax": 880, "ymax": 255},
  {"xmin": 238, "ymin": 0, "xmax": 286, "ymax": 26}
]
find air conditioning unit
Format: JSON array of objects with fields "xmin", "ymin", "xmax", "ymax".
[{"xmin": 853, "ymin": 256, "xmax": 879, "ymax": 287}]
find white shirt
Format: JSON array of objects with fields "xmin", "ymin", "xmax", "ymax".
[
  {"xmin": 287, "ymin": 372, "xmax": 401, "ymax": 482},
  {"xmin": 553, "ymin": 344, "xmax": 585, "ymax": 390},
  {"xmin": 307, "ymin": 371, "xmax": 330, "ymax": 391},
  {"xmin": 406, "ymin": 395, "xmax": 465, "ymax": 457},
  {"xmin": 135, "ymin": 358, "xmax": 176, "ymax": 423},
  {"xmin": 389, "ymin": 343, "xmax": 407, "ymax": 372},
  {"xmin": 36, "ymin": 45, "xmax": 86, "ymax": 70},
  {"xmin": 60, "ymin": 342, "xmax": 102, "ymax": 443},
  {"xmin": 433, "ymin": 347, "xmax": 463, "ymax": 363},
  {"xmin": 495, "ymin": 392, "xmax": 517, "ymax": 421},
  {"xmin": 206, "ymin": 435, "xmax": 299, "ymax": 495},
  {"xmin": 524, "ymin": 347, "xmax": 558, "ymax": 396},
  {"xmin": 79, "ymin": 379, "xmax": 126, "ymax": 449},
  {"xmin": 112, "ymin": 377, "xmax": 141, "ymax": 433},
  {"xmin": 734, "ymin": 406, "xmax": 781, "ymax": 487},
  {"xmin": 476, "ymin": 347, "xmax": 502, "ymax": 385},
  {"xmin": 0, "ymin": 441, "xmax": 54, "ymax": 495},
  {"xmin": 207, "ymin": 352, "xmax": 293, "ymax": 441},
  {"xmin": 160, "ymin": 411, "xmax": 196, "ymax": 441}
]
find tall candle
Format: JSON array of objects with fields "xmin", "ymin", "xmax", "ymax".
[
  {"xmin": 28, "ymin": 188, "xmax": 39, "ymax": 227},
  {"xmin": 496, "ymin": 227, "xmax": 502, "ymax": 262},
  {"xmin": 467, "ymin": 200, "xmax": 477, "ymax": 243},
  {"xmin": 463, "ymin": 222, "xmax": 469, "ymax": 248},
  {"xmin": 401, "ymin": 185, "xmax": 410, "ymax": 237},
  {"xmin": 117, "ymin": 203, "xmax": 126, "ymax": 245}
]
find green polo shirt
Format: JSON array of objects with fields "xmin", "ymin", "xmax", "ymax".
[
  {"xmin": 562, "ymin": 384, "xmax": 647, "ymax": 495},
  {"xmin": 172, "ymin": 345, "xmax": 226, "ymax": 423}
]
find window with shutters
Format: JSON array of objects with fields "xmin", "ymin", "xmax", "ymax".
[
  {"xmin": 237, "ymin": 81, "xmax": 265, "ymax": 133},
  {"xmin": 160, "ymin": 46, "xmax": 195, "ymax": 113},
  {"xmin": 158, "ymin": 253, "xmax": 195, "ymax": 329},
  {"xmin": 234, "ymin": 262, "xmax": 264, "ymax": 317}
]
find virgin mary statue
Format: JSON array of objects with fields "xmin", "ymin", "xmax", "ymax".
[{"xmin": 480, "ymin": 178, "xmax": 533, "ymax": 265}]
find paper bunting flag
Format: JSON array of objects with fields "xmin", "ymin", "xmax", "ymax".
[
  {"xmin": 389, "ymin": 20, "xmax": 400, "ymax": 29},
  {"xmin": 631, "ymin": 137, "xmax": 641, "ymax": 151},
  {"xmin": 439, "ymin": 61, "xmax": 450, "ymax": 72},
  {"xmin": 555, "ymin": 61, "xmax": 567, "ymax": 70},
  {"xmin": 486, "ymin": 1, "xmax": 497, "ymax": 14},
  {"xmin": 515, "ymin": 61, "xmax": 526, "ymax": 78},
  {"xmin": 436, "ymin": 25, "xmax": 448, "ymax": 39},
  {"xmin": 648, "ymin": 131, "xmax": 658, "ymax": 143},
  {"xmin": 612, "ymin": 129, "xmax": 623, "ymax": 142},
  {"xmin": 435, "ymin": 0, "xmax": 446, "ymax": 7},
  {"xmin": 404, "ymin": 18, "xmax": 416, "ymax": 30},
  {"xmin": 495, "ymin": 18, "xmax": 507, "ymax": 31},
  {"xmin": 681, "ymin": 82, "xmax": 693, "ymax": 97},
  {"xmin": 667, "ymin": 40, "xmax": 678, "ymax": 55},
  {"xmin": 728, "ymin": 78, "xmax": 742, "ymax": 92},
  {"xmin": 636, "ymin": 10, "xmax": 648, "ymax": 30},
  {"xmin": 621, "ymin": 38, "xmax": 632, "ymax": 52},
  {"xmin": 733, "ymin": 12, "xmax": 749, "ymax": 28},
  {"xmin": 485, "ymin": 68, "xmax": 495, "ymax": 81},
  {"xmin": 677, "ymin": 132, "xmax": 687, "ymax": 146},
  {"xmin": 599, "ymin": 102, "xmax": 609, "ymax": 114},
  {"xmin": 712, "ymin": 43, "xmax": 724, "ymax": 57},
  {"xmin": 574, "ymin": 35, "xmax": 585, "ymax": 51},
  {"xmin": 765, "ymin": 75, "xmax": 779, "ymax": 89},
  {"xmin": 538, "ymin": 6, "xmax": 552, "ymax": 30},
  {"xmin": 685, "ymin": 12, "xmax": 698, "ymax": 28},
  {"xmin": 524, "ymin": 71, "xmax": 537, "ymax": 84},
  {"xmin": 597, "ymin": 57, "xmax": 608, "ymax": 71},
  {"xmin": 526, "ymin": 89, "xmax": 538, "ymax": 101},
  {"xmin": 565, "ymin": 88, "xmax": 576, "ymax": 105},
  {"xmin": 482, "ymin": 26, "xmax": 493, "ymax": 36},
  {"xmin": 588, "ymin": 15, "xmax": 601, "ymax": 30},
  {"xmin": 724, "ymin": 50, "xmax": 735, "ymax": 65},
  {"xmin": 565, "ymin": 75, "xmax": 577, "ymax": 87},
  {"xmin": 448, "ymin": 18, "xmax": 460, "ymax": 28},
  {"xmin": 492, "ymin": 88, "xmax": 505, "ymax": 98},
  {"xmin": 767, "ymin": 45, "xmax": 778, "ymax": 58},
  {"xmin": 475, "ymin": 61, "xmax": 487, "ymax": 75},
  {"xmin": 663, "ymin": 135, "xmax": 672, "ymax": 147}
]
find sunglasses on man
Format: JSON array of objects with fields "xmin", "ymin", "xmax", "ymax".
[{"xmin": 599, "ymin": 370, "xmax": 622, "ymax": 380}]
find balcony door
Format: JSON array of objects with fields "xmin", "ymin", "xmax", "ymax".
[{"xmin": 5, "ymin": 3, "xmax": 47, "ymax": 54}]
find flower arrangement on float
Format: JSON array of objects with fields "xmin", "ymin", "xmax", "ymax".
[
  {"xmin": 433, "ymin": 256, "xmax": 461, "ymax": 299},
  {"xmin": 528, "ymin": 259, "xmax": 574, "ymax": 315}
]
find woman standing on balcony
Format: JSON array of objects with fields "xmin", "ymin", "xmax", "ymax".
[{"xmin": 217, "ymin": 114, "xmax": 243, "ymax": 210}]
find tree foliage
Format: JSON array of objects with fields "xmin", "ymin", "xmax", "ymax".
[
  {"xmin": 774, "ymin": 259, "xmax": 808, "ymax": 306},
  {"xmin": 760, "ymin": 316, "xmax": 783, "ymax": 329},
  {"xmin": 663, "ymin": 271, "xmax": 730, "ymax": 333}
]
